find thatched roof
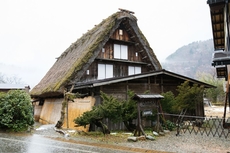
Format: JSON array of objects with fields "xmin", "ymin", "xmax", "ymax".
[{"xmin": 30, "ymin": 10, "xmax": 161, "ymax": 98}]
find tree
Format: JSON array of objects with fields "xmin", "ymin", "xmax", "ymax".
[
  {"xmin": 161, "ymin": 91, "xmax": 176, "ymax": 114},
  {"xmin": 0, "ymin": 90, "xmax": 34, "ymax": 131},
  {"xmin": 0, "ymin": 73, "xmax": 6, "ymax": 83},
  {"xmin": 173, "ymin": 81, "xmax": 204, "ymax": 114},
  {"xmin": 0, "ymin": 73, "xmax": 24, "ymax": 84},
  {"xmin": 120, "ymin": 90, "xmax": 137, "ymax": 132},
  {"xmin": 74, "ymin": 90, "xmax": 138, "ymax": 134},
  {"xmin": 74, "ymin": 92, "xmax": 119, "ymax": 134},
  {"xmin": 196, "ymin": 71, "xmax": 225, "ymax": 103}
]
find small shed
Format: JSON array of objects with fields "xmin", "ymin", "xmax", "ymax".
[{"xmin": 133, "ymin": 94, "xmax": 164, "ymax": 136}]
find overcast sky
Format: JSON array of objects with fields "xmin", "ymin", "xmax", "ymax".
[{"xmin": 0, "ymin": 0, "xmax": 213, "ymax": 88}]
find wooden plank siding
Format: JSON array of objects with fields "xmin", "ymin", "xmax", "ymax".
[{"xmin": 78, "ymin": 25, "xmax": 154, "ymax": 83}]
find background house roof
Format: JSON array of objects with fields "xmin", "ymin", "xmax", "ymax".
[
  {"xmin": 0, "ymin": 84, "xmax": 30, "ymax": 90},
  {"xmin": 0, "ymin": 83, "xmax": 30, "ymax": 92},
  {"xmin": 30, "ymin": 10, "xmax": 161, "ymax": 98}
]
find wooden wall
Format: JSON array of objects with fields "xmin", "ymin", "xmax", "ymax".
[
  {"xmin": 79, "ymin": 27, "xmax": 150, "ymax": 82},
  {"xmin": 37, "ymin": 96, "xmax": 95, "ymax": 131}
]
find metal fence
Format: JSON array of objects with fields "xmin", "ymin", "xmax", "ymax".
[{"xmin": 162, "ymin": 113, "xmax": 230, "ymax": 139}]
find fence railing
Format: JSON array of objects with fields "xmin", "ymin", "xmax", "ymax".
[{"xmin": 161, "ymin": 113, "xmax": 230, "ymax": 139}]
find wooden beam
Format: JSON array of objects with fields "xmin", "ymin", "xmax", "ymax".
[
  {"xmin": 131, "ymin": 36, "xmax": 135, "ymax": 39},
  {"xmin": 119, "ymin": 8, "xmax": 135, "ymax": 14}
]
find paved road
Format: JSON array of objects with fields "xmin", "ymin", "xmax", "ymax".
[{"xmin": 0, "ymin": 132, "xmax": 132, "ymax": 153}]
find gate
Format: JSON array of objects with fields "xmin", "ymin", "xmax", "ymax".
[{"xmin": 162, "ymin": 113, "xmax": 230, "ymax": 138}]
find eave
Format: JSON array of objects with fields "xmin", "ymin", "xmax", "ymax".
[
  {"xmin": 208, "ymin": 0, "xmax": 226, "ymax": 50},
  {"xmin": 72, "ymin": 69, "xmax": 215, "ymax": 90}
]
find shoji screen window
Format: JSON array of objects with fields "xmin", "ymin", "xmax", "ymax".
[
  {"xmin": 114, "ymin": 44, "xmax": 128, "ymax": 60},
  {"xmin": 128, "ymin": 66, "xmax": 141, "ymax": 75},
  {"xmin": 98, "ymin": 64, "xmax": 113, "ymax": 79}
]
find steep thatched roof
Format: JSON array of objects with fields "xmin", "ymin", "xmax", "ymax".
[{"xmin": 30, "ymin": 10, "xmax": 161, "ymax": 98}]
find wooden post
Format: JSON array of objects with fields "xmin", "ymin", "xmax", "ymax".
[
  {"xmin": 134, "ymin": 101, "xmax": 145, "ymax": 136},
  {"xmin": 66, "ymin": 100, "xmax": 69, "ymax": 128}
]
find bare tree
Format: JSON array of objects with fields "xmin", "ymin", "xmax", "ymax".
[
  {"xmin": 0, "ymin": 73, "xmax": 6, "ymax": 83},
  {"xmin": 0, "ymin": 73, "xmax": 24, "ymax": 84}
]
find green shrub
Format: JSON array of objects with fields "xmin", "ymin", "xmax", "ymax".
[
  {"xmin": 161, "ymin": 91, "xmax": 176, "ymax": 114},
  {"xmin": 162, "ymin": 120, "xmax": 176, "ymax": 131},
  {"xmin": 0, "ymin": 90, "xmax": 34, "ymax": 131}
]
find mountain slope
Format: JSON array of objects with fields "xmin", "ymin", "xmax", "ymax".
[{"xmin": 162, "ymin": 39, "xmax": 215, "ymax": 79}]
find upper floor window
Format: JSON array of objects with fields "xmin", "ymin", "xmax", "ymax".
[
  {"xmin": 98, "ymin": 64, "xmax": 113, "ymax": 79},
  {"xmin": 114, "ymin": 44, "xmax": 128, "ymax": 60},
  {"xmin": 119, "ymin": 29, "xmax": 123, "ymax": 35},
  {"xmin": 128, "ymin": 66, "xmax": 141, "ymax": 75}
]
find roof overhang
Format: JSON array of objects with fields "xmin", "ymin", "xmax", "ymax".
[
  {"xmin": 73, "ymin": 69, "xmax": 216, "ymax": 90},
  {"xmin": 207, "ymin": 0, "xmax": 226, "ymax": 50}
]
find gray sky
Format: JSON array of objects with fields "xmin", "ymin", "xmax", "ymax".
[{"xmin": 0, "ymin": 0, "xmax": 212, "ymax": 88}]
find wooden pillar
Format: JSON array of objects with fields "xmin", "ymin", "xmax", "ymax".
[
  {"xmin": 148, "ymin": 76, "xmax": 151, "ymax": 92},
  {"xmin": 134, "ymin": 100, "xmax": 145, "ymax": 136},
  {"xmin": 126, "ymin": 81, "xmax": 129, "ymax": 100},
  {"xmin": 160, "ymin": 76, "xmax": 163, "ymax": 93}
]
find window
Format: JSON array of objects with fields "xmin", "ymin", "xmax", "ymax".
[
  {"xmin": 119, "ymin": 29, "xmax": 123, "ymax": 35},
  {"xmin": 98, "ymin": 64, "xmax": 113, "ymax": 79},
  {"xmin": 114, "ymin": 44, "xmax": 128, "ymax": 59},
  {"xmin": 128, "ymin": 66, "xmax": 141, "ymax": 75}
]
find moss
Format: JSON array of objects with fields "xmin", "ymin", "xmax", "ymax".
[
  {"xmin": 51, "ymin": 13, "xmax": 118, "ymax": 92},
  {"xmin": 31, "ymin": 12, "xmax": 141, "ymax": 96}
]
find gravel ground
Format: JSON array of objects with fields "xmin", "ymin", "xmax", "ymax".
[
  {"xmin": 33, "ymin": 123, "xmax": 230, "ymax": 153},
  {"xmin": 121, "ymin": 131, "xmax": 230, "ymax": 153},
  {"xmin": 33, "ymin": 106, "xmax": 230, "ymax": 153}
]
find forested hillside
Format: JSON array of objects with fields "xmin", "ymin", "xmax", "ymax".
[{"xmin": 162, "ymin": 39, "xmax": 215, "ymax": 79}]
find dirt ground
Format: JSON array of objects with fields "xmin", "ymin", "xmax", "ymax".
[{"xmin": 204, "ymin": 105, "xmax": 230, "ymax": 118}]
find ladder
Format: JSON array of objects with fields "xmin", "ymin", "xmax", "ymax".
[{"xmin": 176, "ymin": 108, "xmax": 187, "ymax": 136}]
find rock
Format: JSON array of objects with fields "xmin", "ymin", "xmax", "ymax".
[
  {"xmin": 146, "ymin": 135, "xmax": 155, "ymax": 141},
  {"xmin": 152, "ymin": 131, "xmax": 159, "ymax": 136},
  {"xmin": 163, "ymin": 130, "xmax": 170, "ymax": 133},
  {"xmin": 127, "ymin": 136, "xmax": 137, "ymax": 142},
  {"xmin": 64, "ymin": 133, "xmax": 70, "ymax": 137},
  {"xmin": 159, "ymin": 132, "xmax": 165, "ymax": 136}
]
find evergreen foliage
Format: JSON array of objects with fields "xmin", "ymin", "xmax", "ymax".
[
  {"xmin": 74, "ymin": 90, "xmax": 138, "ymax": 134},
  {"xmin": 161, "ymin": 81, "xmax": 204, "ymax": 114},
  {"xmin": 74, "ymin": 82, "xmax": 204, "ymax": 134},
  {"xmin": 161, "ymin": 91, "xmax": 177, "ymax": 114},
  {"xmin": 173, "ymin": 81, "xmax": 204, "ymax": 113},
  {"xmin": 0, "ymin": 90, "xmax": 34, "ymax": 131}
]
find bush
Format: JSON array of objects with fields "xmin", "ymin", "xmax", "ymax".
[
  {"xmin": 162, "ymin": 120, "xmax": 176, "ymax": 131},
  {"xmin": 161, "ymin": 91, "xmax": 176, "ymax": 114},
  {"xmin": 0, "ymin": 90, "xmax": 34, "ymax": 131}
]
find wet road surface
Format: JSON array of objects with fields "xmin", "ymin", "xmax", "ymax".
[{"xmin": 0, "ymin": 132, "xmax": 135, "ymax": 153}]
